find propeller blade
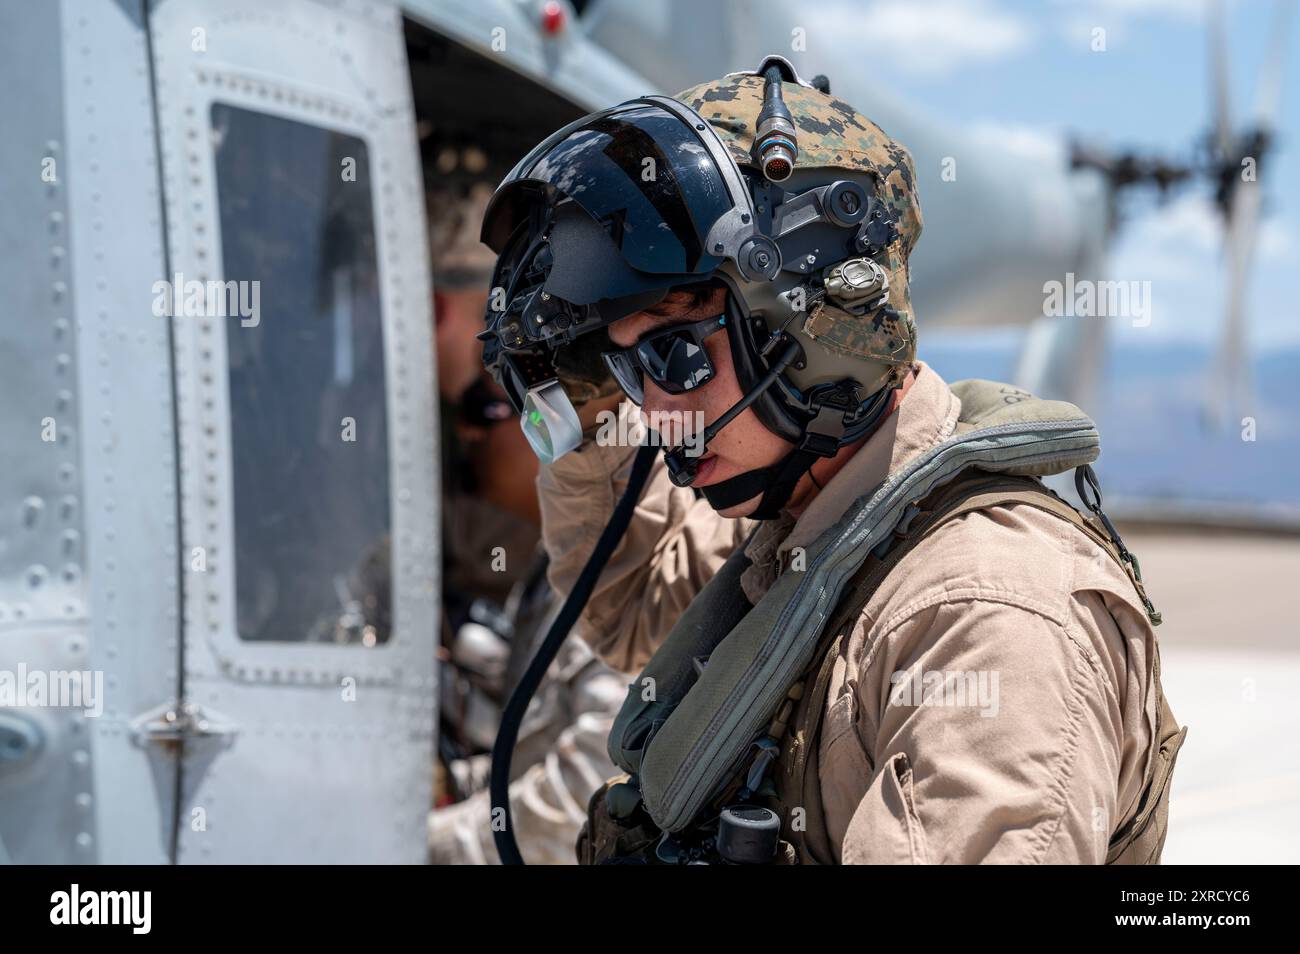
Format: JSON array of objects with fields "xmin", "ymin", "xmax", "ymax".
[
  {"xmin": 1253, "ymin": 0, "xmax": 1295, "ymax": 128},
  {"xmin": 1209, "ymin": 0, "xmax": 1235, "ymax": 157},
  {"xmin": 1211, "ymin": 177, "xmax": 1263, "ymax": 424}
]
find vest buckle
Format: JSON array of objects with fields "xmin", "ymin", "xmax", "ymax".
[{"xmin": 738, "ymin": 736, "xmax": 781, "ymax": 800}]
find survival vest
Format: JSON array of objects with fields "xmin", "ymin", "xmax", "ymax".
[{"xmin": 577, "ymin": 380, "xmax": 1187, "ymax": 864}]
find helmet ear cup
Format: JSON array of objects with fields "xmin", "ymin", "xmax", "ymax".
[{"xmin": 723, "ymin": 292, "xmax": 807, "ymax": 445}]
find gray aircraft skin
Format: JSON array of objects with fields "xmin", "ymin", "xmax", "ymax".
[
  {"xmin": 0, "ymin": 0, "xmax": 1112, "ymax": 864},
  {"xmin": 0, "ymin": 0, "xmax": 647, "ymax": 866}
]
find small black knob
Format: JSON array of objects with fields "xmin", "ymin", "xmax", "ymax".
[{"xmin": 716, "ymin": 805, "xmax": 781, "ymax": 864}]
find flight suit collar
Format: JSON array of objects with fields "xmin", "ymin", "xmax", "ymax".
[{"xmin": 740, "ymin": 361, "xmax": 960, "ymax": 603}]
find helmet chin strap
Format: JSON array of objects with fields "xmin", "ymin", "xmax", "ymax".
[
  {"xmin": 663, "ymin": 370, "xmax": 895, "ymax": 521},
  {"xmin": 699, "ymin": 442, "xmax": 831, "ymax": 519}
]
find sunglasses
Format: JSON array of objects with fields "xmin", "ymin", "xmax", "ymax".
[{"xmin": 601, "ymin": 312, "xmax": 727, "ymax": 405}]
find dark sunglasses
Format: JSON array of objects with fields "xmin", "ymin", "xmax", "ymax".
[{"xmin": 601, "ymin": 312, "xmax": 727, "ymax": 405}]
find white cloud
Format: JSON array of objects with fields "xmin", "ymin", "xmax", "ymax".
[
  {"xmin": 1260, "ymin": 219, "xmax": 1296, "ymax": 261},
  {"xmin": 1108, "ymin": 191, "xmax": 1297, "ymax": 344},
  {"xmin": 811, "ymin": 0, "xmax": 1033, "ymax": 78},
  {"xmin": 1077, "ymin": 0, "xmax": 1205, "ymax": 21},
  {"xmin": 1135, "ymin": 193, "xmax": 1222, "ymax": 251},
  {"xmin": 967, "ymin": 120, "xmax": 1068, "ymax": 163},
  {"xmin": 1132, "ymin": 192, "xmax": 1296, "ymax": 262},
  {"xmin": 1050, "ymin": 0, "xmax": 1208, "ymax": 48}
]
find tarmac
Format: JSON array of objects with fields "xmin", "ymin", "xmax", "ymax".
[{"xmin": 1119, "ymin": 527, "xmax": 1300, "ymax": 863}]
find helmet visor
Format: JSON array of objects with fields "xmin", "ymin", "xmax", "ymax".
[{"xmin": 486, "ymin": 102, "xmax": 738, "ymax": 276}]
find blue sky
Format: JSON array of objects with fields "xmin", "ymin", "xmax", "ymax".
[{"xmin": 818, "ymin": 0, "xmax": 1299, "ymax": 350}]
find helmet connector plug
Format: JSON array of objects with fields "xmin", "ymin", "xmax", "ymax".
[{"xmin": 753, "ymin": 65, "xmax": 799, "ymax": 183}]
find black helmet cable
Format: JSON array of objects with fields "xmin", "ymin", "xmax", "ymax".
[{"xmin": 490, "ymin": 442, "xmax": 659, "ymax": 865}]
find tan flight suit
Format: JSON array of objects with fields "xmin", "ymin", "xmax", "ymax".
[{"xmin": 541, "ymin": 361, "xmax": 1182, "ymax": 863}]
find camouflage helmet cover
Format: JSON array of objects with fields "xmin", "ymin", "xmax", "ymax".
[{"xmin": 675, "ymin": 72, "xmax": 923, "ymax": 375}]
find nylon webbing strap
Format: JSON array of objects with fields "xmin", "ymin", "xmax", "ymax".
[
  {"xmin": 824, "ymin": 468, "xmax": 1155, "ymax": 635},
  {"xmin": 770, "ymin": 470, "xmax": 1052, "ymax": 852},
  {"xmin": 776, "ymin": 467, "xmax": 1166, "ymax": 863}
]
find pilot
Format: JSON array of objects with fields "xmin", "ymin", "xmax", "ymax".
[
  {"xmin": 424, "ymin": 186, "xmax": 627, "ymax": 865},
  {"xmin": 478, "ymin": 60, "xmax": 1187, "ymax": 864}
]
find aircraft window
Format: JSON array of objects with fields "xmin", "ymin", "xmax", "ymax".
[{"xmin": 211, "ymin": 103, "xmax": 392, "ymax": 645}]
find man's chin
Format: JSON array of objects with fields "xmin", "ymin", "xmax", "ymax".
[
  {"xmin": 689, "ymin": 456, "xmax": 762, "ymax": 517},
  {"xmin": 710, "ymin": 493, "xmax": 763, "ymax": 519}
]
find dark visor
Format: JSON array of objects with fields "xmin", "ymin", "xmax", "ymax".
[{"xmin": 484, "ymin": 103, "xmax": 736, "ymax": 276}]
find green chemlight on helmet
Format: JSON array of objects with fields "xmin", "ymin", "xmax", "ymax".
[{"xmin": 520, "ymin": 380, "xmax": 582, "ymax": 464}]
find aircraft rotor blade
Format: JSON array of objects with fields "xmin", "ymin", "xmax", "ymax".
[
  {"xmin": 1208, "ymin": 0, "xmax": 1235, "ymax": 157},
  {"xmin": 1253, "ymin": 0, "xmax": 1295, "ymax": 128},
  {"xmin": 1212, "ymin": 175, "xmax": 1263, "ymax": 422}
]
